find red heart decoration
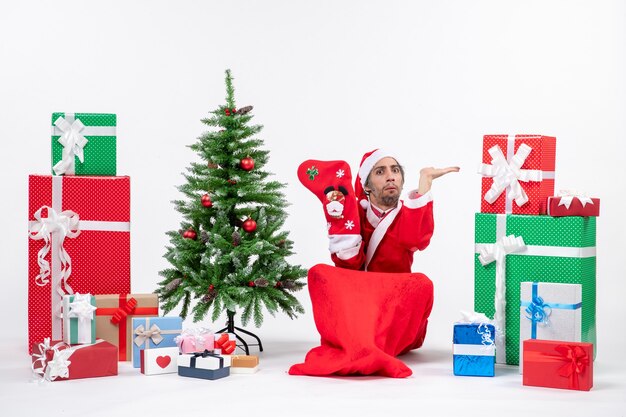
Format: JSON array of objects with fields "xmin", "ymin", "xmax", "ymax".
[{"xmin": 156, "ymin": 355, "xmax": 171, "ymax": 369}]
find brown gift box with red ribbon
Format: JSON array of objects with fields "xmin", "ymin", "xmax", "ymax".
[
  {"xmin": 522, "ymin": 339, "xmax": 593, "ymax": 391},
  {"xmin": 95, "ymin": 294, "xmax": 159, "ymax": 361}
]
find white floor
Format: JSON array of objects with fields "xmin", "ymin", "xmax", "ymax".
[{"xmin": 2, "ymin": 335, "xmax": 625, "ymax": 417}]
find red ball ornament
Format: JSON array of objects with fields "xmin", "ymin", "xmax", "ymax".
[
  {"xmin": 201, "ymin": 194, "xmax": 213, "ymax": 208},
  {"xmin": 240, "ymin": 156, "xmax": 255, "ymax": 171},
  {"xmin": 242, "ymin": 218, "xmax": 257, "ymax": 233},
  {"xmin": 275, "ymin": 281, "xmax": 282, "ymax": 288},
  {"xmin": 209, "ymin": 284, "xmax": 214, "ymax": 290},
  {"xmin": 224, "ymin": 109, "xmax": 231, "ymax": 116},
  {"xmin": 248, "ymin": 281, "xmax": 255, "ymax": 287},
  {"xmin": 183, "ymin": 228, "xmax": 197, "ymax": 240},
  {"xmin": 227, "ymin": 179, "xmax": 237, "ymax": 185}
]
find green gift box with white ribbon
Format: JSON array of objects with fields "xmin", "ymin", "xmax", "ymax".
[
  {"xmin": 62, "ymin": 293, "xmax": 97, "ymax": 345},
  {"xmin": 51, "ymin": 112, "xmax": 116, "ymax": 176},
  {"xmin": 474, "ymin": 213, "xmax": 596, "ymax": 365}
]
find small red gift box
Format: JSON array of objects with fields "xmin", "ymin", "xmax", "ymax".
[
  {"xmin": 478, "ymin": 134, "xmax": 556, "ymax": 215},
  {"xmin": 28, "ymin": 175, "xmax": 131, "ymax": 353},
  {"xmin": 547, "ymin": 194, "xmax": 600, "ymax": 217},
  {"xmin": 31, "ymin": 339, "xmax": 118, "ymax": 381},
  {"xmin": 523, "ymin": 339, "xmax": 593, "ymax": 391}
]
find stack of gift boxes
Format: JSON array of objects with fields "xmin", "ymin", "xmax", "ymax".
[
  {"xmin": 453, "ymin": 134, "xmax": 598, "ymax": 391},
  {"xmin": 28, "ymin": 112, "xmax": 259, "ymax": 382}
]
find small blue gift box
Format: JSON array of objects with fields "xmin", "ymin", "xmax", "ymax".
[
  {"xmin": 453, "ymin": 323, "xmax": 496, "ymax": 377},
  {"xmin": 178, "ymin": 350, "xmax": 230, "ymax": 380},
  {"xmin": 131, "ymin": 316, "xmax": 183, "ymax": 368}
]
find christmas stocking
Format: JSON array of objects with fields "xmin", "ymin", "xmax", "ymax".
[{"xmin": 297, "ymin": 160, "xmax": 362, "ymax": 256}]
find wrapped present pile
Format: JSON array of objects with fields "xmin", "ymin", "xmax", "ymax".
[
  {"xmin": 458, "ymin": 133, "xmax": 599, "ymax": 391},
  {"xmin": 27, "ymin": 112, "xmax": 261, "ymax": 383}
]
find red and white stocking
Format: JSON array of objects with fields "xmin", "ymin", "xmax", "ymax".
[{"xmin": 297, "ymin": 160, "xmax": 362, "ymax": 255}]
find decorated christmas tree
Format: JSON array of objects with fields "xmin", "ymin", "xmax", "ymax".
[{"xmin": 156, "ymin": 69, "xmax": 306, "ymax": 330}]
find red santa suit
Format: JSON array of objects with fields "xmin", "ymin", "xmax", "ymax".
[
  {"xmin": 289, "ymin": 150, "xmax": 436, "ymax": 378},
  {"xmin": 331, "ymin": 190, "xmax": 434, "ymax": 272}
]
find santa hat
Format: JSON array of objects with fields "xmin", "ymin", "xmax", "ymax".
[{"xmin": 355, "ymin": 148, "xmax": 397, "ymax": 209}]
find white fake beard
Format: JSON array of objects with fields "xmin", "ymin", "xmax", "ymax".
[{"xmin": 325, "ymin": 200, "xmax": 345, "ymax": 218}]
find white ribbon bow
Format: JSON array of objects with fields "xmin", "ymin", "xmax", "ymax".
[
  {"xmin": 67, "ymin": 293, "xmax": 96, "ymax": 323},
  {"xmin": 477, "ymin": 235, "xmax": 526, "ymax": 362},
  {"xmin": 478, "ymin": 144, "xmax": 542, "ymax": 208},
  {"xmin": 134, "ymin": 324, "xmax": 164, "ymax": 347},
  {"xmin": 31, "ymin": 338, "xmax": 73, "ymax": 382},
  {"xmin": 52, "ymin": 116, "xmax": 89, "ymax": 175},
  {"xmin": 557, "ymin": 190, "xmax": 595, "ymax": 209},
  {"xmin": 28, "ymin": 206, "xmax": 80, "ymax": 293}
]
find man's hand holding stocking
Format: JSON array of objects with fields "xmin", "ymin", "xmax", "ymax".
[{"xmin": 297, "ymin": 160, "xmax": 362, "ymax": 257}]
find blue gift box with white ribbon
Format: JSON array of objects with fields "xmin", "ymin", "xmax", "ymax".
[
  {"xmin": 453, "ymin": 323, "xmax": 496, "ymax": 377},
  {"xmin": 519, "ymin": 281, "xmax": 582, "ymax": 372}
]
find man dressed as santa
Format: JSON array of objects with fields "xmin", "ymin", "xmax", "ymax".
[{"xmin": 290, "ymin": 150, "xmax": 458, "ymax": 378}]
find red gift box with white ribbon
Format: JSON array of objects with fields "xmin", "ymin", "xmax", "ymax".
[
  {"xmin": 478, "ymin": 134, "xmax": 556, "ymax": 215},
  {"xmin": 547, "ymin": 191, "xmax": 600, "ymax": 217},
  {"xmin": 522, "ymin": 339, "xmax": 593, "ymax": 391},
  {"xmin": 31, "ymin": 338, "xmax": 118, "ymax": 382},
  {"xmin": 28, "ymin": 175, "xmax": 131, "ymax": 353}
]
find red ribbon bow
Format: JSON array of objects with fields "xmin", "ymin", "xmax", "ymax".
[
  {"xmin": 110, "ymin": 297, "xmax": 137, "ymax": 324},
  {"xmin": 215, "ymin": 333, "xmax": 236, "ymax": 354},
  {"xmin": 555, "ymin": 344, "xmax": 589, "ymax": 390}
]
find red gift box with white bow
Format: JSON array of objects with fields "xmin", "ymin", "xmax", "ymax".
[
  {"xmin": 31, "ymin": 338, "xmax": 118, "ymax": 382},
  {"xmin": 547, "ymin": 192, "xmax": 600, "ymax": 217},
  {"xmin": 522, "ymin": 339, "xmax": 593, "ymax": 391},
  {"xmin": 28, "ymin": 175, "xmax": 131, "ymax": 353},
  {"xmin": 478, "ymin": 134, "xmax": 556, "ymax": 215}
]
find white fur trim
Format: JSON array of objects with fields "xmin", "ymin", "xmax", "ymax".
[
  {"xmin": 358, "ymin": 149, "xmax": 395, "ymax": 188},
  {"xmin": 360, "ymin": 199, "xmax": 370, "ymax": 209},
  {"xmin": 365, "ymin": 203, "xmax": 381, "ymax": 228},
  {"xmin": 365, "ymin": 200, "xmax": 402, "ymax": 271},
  {"xmin": 328, "ymin": 234, "xmax": 362, "ymax": 253},
  {"xmin": 404, "ymin": 190, "xmax": 433, "ymax": 209},
  {"xmin": 335, "ymin": 241, "xmax": 363, "ymax": 260}
]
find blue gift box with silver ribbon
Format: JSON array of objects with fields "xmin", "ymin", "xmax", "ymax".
[
  {"xmin": 453, "ymin": 323, "xmax": 496, "ymax": 377},
  {"xmin": 131, "ymin": 316, "xmax": 183, "ymax": 368},
  {"xmin": 519, "ymin": 281, "xmax": 582, "ymax": 372}
]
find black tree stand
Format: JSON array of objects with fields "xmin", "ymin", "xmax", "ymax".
[{"xmin": 216, "ymin": 310, "xmax": 263, "ymax": 355}]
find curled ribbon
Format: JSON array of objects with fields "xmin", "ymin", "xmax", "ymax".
[
  {"xmin": 31, "ymin": 338, "xmax": 73, "ymax": 382},
  {"xmin": 478, "ymin": 144, "xmax": 542, "ymax": 208},
  {"xmin": 110, "ymin": 297, "xmax": 137, "ymax": 324},
  {"xmin": 458, "ymin": 311, "xmax": 499, "ymax": 348},
  {"xmin": 524, "ymin": 295, "xmax": 552, "ymax": 325},
  {"xmin": 134, "ymin": 324, "xmax": 164, "ymax": 347},
  {"xmin": 52, "ymin": 116, "xmax": 89, "ymax": 176},
  {"xmin": 478, "ymin": 235, "xmax": 526, "ymax": 361},
  {"xmin": 28, "ymin": 206, "xmax": 80, "ymax": 294},
  {"xmin": 557, "ymin": 190, "xmax": 595, "ymax": 209},
  {"xmin": 67, "ymin": 293, "xmax": 97, "ymax": 323},
  {"xmin": 476, "ymin": 323, "xmax": 495, "ymax": 346}
]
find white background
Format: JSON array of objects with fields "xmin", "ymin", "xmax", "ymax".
[{"xmin": 1, "ymin": 0, "xmax": 625, "ymax": 415}]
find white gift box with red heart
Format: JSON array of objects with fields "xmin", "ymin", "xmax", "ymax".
[{"xmin": 140, "ymin": 347, "xmax": 179, "ymax": 375}]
